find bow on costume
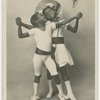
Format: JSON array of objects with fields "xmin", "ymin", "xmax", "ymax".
[{"xmin": 73, "ymin": 0, "xmax": 78, "ymax": 8}]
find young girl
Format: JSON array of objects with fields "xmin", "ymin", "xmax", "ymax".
[
  {"xmin": 42, "ymin": 4, "xmax": 83, "ymax": 100},
  {"xmin": 16, "ymin": 12, "xmax": 74, "ymax": 100}
]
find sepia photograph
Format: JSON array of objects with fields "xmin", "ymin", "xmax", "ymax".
[{"xmin": 3, "ymin": 0, "xmax": 97, "ymax": 100}]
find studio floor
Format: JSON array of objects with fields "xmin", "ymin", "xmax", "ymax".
[{"xmin": 7, "ymin": 67, "xmax": 95, "ymax": 100}]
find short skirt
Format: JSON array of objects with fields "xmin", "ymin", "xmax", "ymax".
[{"xmin": 54, "ymin": 44, "xmax": 74, "ymax": 67}]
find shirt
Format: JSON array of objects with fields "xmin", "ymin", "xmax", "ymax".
[
  {"xmin": 52, "ymin": 20, "xmax": 69, "ymax": 37},
  {"xmin": 52, "ymin": 20, "xmax": 69, "ymax": 47},
  {"xmin": 27, "ymin": 21, "xmax": 56, "ymax": 52}
]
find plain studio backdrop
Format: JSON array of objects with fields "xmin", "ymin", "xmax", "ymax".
[{"xmin": 7, "ymin": 0, "xmax": 95, "ymax": 100}]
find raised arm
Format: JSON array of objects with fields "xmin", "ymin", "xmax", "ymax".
[
  {"xmin": 16, "ymin": 17, "xmax": 29, "ymax": 38},
  {"xmin": 21, "ymin": 22, "xmax": 34, "ymax": 29},
  {"xmin": 56, "ymin": 16, "xmax": 76, "ymax": 28},
  {"xmin": 67, "ymin": 12, "xmax": 83, "ymax": 33},
  {"xmin": 67, "ymin": 18, "xmax": 79, "ymax": 33},
  {"xmin": 56, "ymin": 12, "xmax": 83, "ymax": 29}
]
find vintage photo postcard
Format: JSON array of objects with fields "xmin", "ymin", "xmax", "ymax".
[{"xmin": 3, "ymin": 0, "xmax": 98, "ymax": 100}]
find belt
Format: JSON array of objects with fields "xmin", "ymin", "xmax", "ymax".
[
  {"xmin": 52, "ymin": 37, "xmax": 64, "ymax": 44},
  {"xmin": 35, "ymin": 48, "xmax": 51, "ymax": 55}
]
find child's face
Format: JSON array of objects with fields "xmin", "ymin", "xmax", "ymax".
[
  {"xmin": 44, "ymin": 7, "xmax": 57, "ymax": 21},
  {"xmin": 38, "ymin": 13, "xmax": 47, "ymax": 23}
]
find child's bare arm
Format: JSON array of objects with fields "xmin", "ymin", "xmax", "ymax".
[
  {"xmin": 67, "ymin": 18, "xmax": 79, "ymax": 33},
  {"xmin": 56, "ymin": 16, "xmax": 76, "ymax": 28},
  {"xmin": 67, "ymin": 12, "xmax": 83, "ymax": 33},
  {"xmin": 16, "ymin": 17, "xmax": 34, "ymax": 29},
  {"xmin": 16, "ymin": 17, "xmax": 29, "ymax": 38},
  {"xmin": 56, "ymin": 12, "xmax": 83, "ymax": 28},
  {"xmin": 21, "ymin": 22, "xmax": 34, "ymax": 29},
  {"xmin": 18, "ymin": 25, "xmax": 29, "ymax": 38}
]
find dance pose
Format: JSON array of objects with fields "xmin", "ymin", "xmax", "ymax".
[{"xmin": 15, "ymin": 1, "xmax": 82, "ymax": 100}]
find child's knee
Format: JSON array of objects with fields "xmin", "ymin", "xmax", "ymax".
[
  {"xmin": 52, "ymin": 74, "xmax": 61, "ymax": 85},
  {"xmin": 34, "ymin": 75, "xmax": 41, "ymax": 83},
  {"xmin": 50, "ymin": 70, "xmax": 58, "ymax": 76},
  {"xmin": 34, "ymin": 72, "xmax": 41, "ymax": 76},
  {"xmin": 47, "ymin": 65, "xmax": 58, "ymax": 76}
]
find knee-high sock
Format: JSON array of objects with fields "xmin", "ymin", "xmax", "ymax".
[
  {"xmin": 33, "ymin": 82, "xmax": 39, "ymax": 96},
  {"xmin": 65, "ymin": 81, "xmax": 75, "ymax": 97},
  {"xmin": 33, "ymin": 75, "xmax": 41, "ymax": 96}
]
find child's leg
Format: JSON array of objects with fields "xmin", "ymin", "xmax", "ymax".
[
  {"xmin": 46, "ymin": 61, "xmax": 59, "ymax": 98},
  {"xmin": 59, "ymin": 64, "xmax": 70, "ymax": 82},
  {"xmin": 60, "ymin": 64, "xmax": 77, "ymax": 100},
  {"xmin": 52, "ymin": 74, "xmax": 68, "ymax": 100},
  {"xmin": 45, "ymin": 56, "xmax": 68, "ymax": 100},
  {"xmin": 31, "ymin": 54, "xmax": 43, "ymax": 100},
  {"xmin": 46, "ymin": 69, "xmax": 53, "ymax": 98},
  {"xmin": 33, "ymin": 75, "xmax": 41, "ymax": 97},
  {"xmin": 65, "ymin": 81, "xmax": 76, "ymax": 100}
]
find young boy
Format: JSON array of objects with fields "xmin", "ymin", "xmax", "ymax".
[
  {"xmin": 42, "ymin": 4, "xmax": 83, "ymax": 100},
  {"xmin": 16, "ymin": 13, "xmax": 69, "ymax": 100}
]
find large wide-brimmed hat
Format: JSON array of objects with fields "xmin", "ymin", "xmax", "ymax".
[
  {"xmin": 35, "ymin": 0, "xmax": 61, "ymax": 13},
  {"xmin": 35, "ymin": 0, "xmax": 64, "ymax": 20}
]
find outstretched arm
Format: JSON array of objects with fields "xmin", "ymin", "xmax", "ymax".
[
  {"xmin": 56, "ymin": 12, "xmax": 83, "ymax": 28},
  {"xmin": 16, "ymin": 17, "xmax": 29, "ymax": 38},
  {"xmin": 56, "ymin": 16, "xmax": 76, "ymax": 28}
]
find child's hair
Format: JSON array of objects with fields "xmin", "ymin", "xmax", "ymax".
[{"xmin": 30, "ymin": 12, "xmax": 40, "ymax": 27}]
